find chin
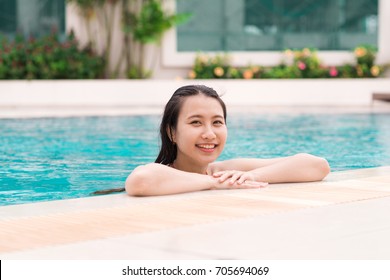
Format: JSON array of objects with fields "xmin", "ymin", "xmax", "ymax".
[{"xmin": 202, "ymin": 155, "xmax": 219, "ymax": 165}]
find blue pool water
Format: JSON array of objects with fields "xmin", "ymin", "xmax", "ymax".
[{"xmin": 1, "ymin": 113, "xmax": 390, "ymax": 206}]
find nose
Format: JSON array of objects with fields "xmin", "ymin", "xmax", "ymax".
[{"xmin": 202, "ymin": 125, "xmax": 216, "ymax": 140}]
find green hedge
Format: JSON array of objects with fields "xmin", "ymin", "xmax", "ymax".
[
  {"xmin": 189, "ymin": 46, "xmax": 385, "ymax": 79},
  {"xmin": 0, "ymin": 33, "xmax": 105, "ymax": 79}
]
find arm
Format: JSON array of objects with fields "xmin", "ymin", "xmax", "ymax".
[
  {"xmin": 210, "ymin": 153, "xmax": 330, "ymax": 184},
  {"xmin": 207, "ymin": 157, "xmax": 290, "ymax": 173},
  {"xmin": 125, "ymin": 163, "xmax": 266, "ymax": 196}
]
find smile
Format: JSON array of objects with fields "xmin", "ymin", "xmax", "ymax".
[
  {"xmin": 195, "ymin": 144, "xmax": 218, "ymax": 153},
  {"xmin": 196, "ymin": 144, "xmax": 217, "ymax": 149}
]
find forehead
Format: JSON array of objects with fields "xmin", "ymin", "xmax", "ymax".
[{"xmin": 179, "ymin": 94, "xmax": 224, "ymax": 118}]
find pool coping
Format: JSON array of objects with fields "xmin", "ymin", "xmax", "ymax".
[
  {"xmin": 1, "ymin": 79, "xmax": 390, "ymax": 104},
  {"xmin": 1, "ymin": 79, "xmax": 390, "ymax": 118},
  {"xmin": 1, "ymin": 166, "xmax": 390, "ymax": 260}
]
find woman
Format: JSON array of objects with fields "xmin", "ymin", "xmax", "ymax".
[{"xmin": 125, "ymin": 85, "xmax": 330, "ymax": 196}]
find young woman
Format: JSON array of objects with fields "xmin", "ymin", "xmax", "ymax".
[{"xmin": 125, "ymin": 85, "xmax": 330, "ymax": 196}]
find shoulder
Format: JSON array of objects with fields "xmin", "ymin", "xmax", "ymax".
[{"xmin": 131, "ymin": 163, "xmax": 171, "ymax": 174}]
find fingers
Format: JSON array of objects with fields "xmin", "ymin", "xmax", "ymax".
[
  {"xmin": 229, "ymin": 172, "xmax": 243, "ymax": 184},
  {"xmin": 246, "ymin": 181, "xmax": 268, "ymax": 188},
  {"xmin": 237, "ymin": 173, "xmax": 250, "ymax": 185},
  {"xmin": 212, "ymin": 177, "xmax": 268, "ymax": 190},
  {"xmin": 213, "ymin": 170, "xmax": 243, "ymax": 184},
  {"xmin": 236, "ymin": 182, "xmax": 261, "ymax": 189},
  {"xmin": 214, "ymin": 170, "xmax": 251, "ymax": 185},
  {"xmin": 212, "ymin": 170, "xmax": 268, "ymax": 189}
]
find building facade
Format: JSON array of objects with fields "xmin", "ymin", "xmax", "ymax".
[{"xmin": 1, "ymin": 0, "xmax": 389, "ymax": 78}]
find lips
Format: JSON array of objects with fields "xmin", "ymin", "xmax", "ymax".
[
  {"xmin": 196, "ymin": 144, "xmax": 218, "ymax": 152},
  {"xmin": 196, "ymin": 144, "xmax": 216, "ymax": 149}
]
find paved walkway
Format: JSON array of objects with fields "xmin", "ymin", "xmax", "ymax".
[{"xmin": 0, "ymin": 166, "xmax": 389, "ymax": 259}]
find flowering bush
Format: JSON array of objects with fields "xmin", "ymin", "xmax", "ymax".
[
  {"xmin": 189, "ymin": 46, "xmax": 385, "ymax": 79},
  {"xmin": 0, "ymin": 32, "xmax": 105, "ymax": 79},
  {"xmin": 190, "ymin": 53, "xmax": 233, "ymax": 79}
]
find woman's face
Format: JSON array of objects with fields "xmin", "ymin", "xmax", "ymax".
[{"xmin": 172, "ymin": 94, "xmax": 227, "ymax": 173}]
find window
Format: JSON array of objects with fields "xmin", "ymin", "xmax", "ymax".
[
  {"xmin": 0, "ymin": 0, "xmax": 65, "ymax": 37},
  {"xmin": 176, "ymin": 0, "xmax": 378, "ymax": 51}
]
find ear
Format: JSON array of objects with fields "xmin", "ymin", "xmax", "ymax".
[{"xmin": 166, "ymin": 126, "xmax": 176, "ymax": 143}]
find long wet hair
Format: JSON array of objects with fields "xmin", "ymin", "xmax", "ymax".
[
  {"xmin": 91, "ymin": 85, "xmax": 226, "ymax": 195},
  {"xmin": 155, "ymin": 84, "xmax": 227, "ymax": 165}
]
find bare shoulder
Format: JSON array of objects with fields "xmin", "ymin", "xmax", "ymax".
[{"xmin": 129, "ymin": 163, "xmax": 174, "ymax": 177}]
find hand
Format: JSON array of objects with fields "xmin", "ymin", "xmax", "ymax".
[
  {"xmin": 212, "ymin": 170, "xmax": 268, "ymax": 187},
  {"xmin": 211, "ymin": 176, "xmax": 266, "ymax": 190},
  {"xmin": 206, "ymin": 162, "xmax": 221, "ymax": 175}
]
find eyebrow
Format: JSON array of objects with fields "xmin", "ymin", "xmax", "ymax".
[{"xmin": 187, "ymin": 114, "xmax": 224, "ymax": 119}]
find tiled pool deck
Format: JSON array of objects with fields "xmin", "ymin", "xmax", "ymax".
[{"xmin": 1, "ymin": 166, "xmax": 390, "ymax": 260}]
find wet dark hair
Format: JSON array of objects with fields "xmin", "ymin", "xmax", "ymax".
[{"xmin": 155, "ymin": 85, "xmax": 227, "ymax": 165}]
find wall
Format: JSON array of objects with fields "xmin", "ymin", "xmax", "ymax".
[
  {"xmin": 66, "ymin": 0, "xmax": 390, "ymax": 79},
  {"xmin": 1, "ymin": 79, "xmax": 389, "ymax": 107}
]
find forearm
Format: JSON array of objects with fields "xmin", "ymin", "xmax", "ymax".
[
  {"xmin": 210, "ymin": 157, "xmax": 288, "ymax": 173},
  {"xmin": 125, "ymin": 163, "xmax": 213, "ymax": 196},
  {"xmin": 251, "ymin": 153, "xmax": 330, "ymax": 183}
]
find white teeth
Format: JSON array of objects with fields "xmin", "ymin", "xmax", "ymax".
[{"xmin": 197, "ymin": 144, "xmax": 215, "ymax": 149}]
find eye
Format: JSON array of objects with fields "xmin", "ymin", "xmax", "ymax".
[
  {"xmin": 190, "ymin": 120, "xmax": 202, "ymax": 125},
  {"xmin": 213, "ymin": 120, "xmax": 224, "ymax": 126}
]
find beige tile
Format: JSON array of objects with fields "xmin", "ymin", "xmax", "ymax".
[
  {"xmin": 0, "ymin": 194, "xmax": 305, "ymax": 254},
  {"xmin": 359, "ymin": 175, "xmax": 390, "ymax": 183},
  {"xmin": 1, "ymin": 166, "xmax": 390, "ymax": 258}
]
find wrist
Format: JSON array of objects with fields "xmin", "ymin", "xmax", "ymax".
[
  {"xmin": 251, "ymin": 170, "xmax": 263, "ymax": 182},
  {"xmin": 207, "ymin": 175, "xmax": 218, "ymax": 190}
]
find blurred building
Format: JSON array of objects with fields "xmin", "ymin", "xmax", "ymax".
[
  {"xmin": 1, "ymin": 0, "xmax": 389, "ymax": 78},
  {"xmin": 0, "ymin": 0, "xmax": 65, "ymax": 37}
]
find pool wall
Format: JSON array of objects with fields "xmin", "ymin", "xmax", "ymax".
[{"xmin": 1, "ymin": 79, "xmax": 390, "ymax": 117}]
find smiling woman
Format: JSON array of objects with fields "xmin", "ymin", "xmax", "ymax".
[
  {"xmin": 158, "ymin": 86, "xmax": 227, "ymax": 174},
  {"xmin": 124, "ymin": 85, "xmax": 330, "ymax": 196}
]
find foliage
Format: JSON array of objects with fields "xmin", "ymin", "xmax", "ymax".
[
  {"xmin": 67, "ymin": 0, "xmax": 190, "ymax": 78},
  {"xmin": 191, "ymin": 53, "xmax": 232, "ymax": 79},
  {"xmin": 128, "ymin": 0, "xmax": 190, "ymax": 44},
  {"xmin": 121, "ymin": 0, "xmax": 191, "ymax": 78},
  {"xmin": 0, "ymin": 32, "xmax": 105, "ymax": 79},
  {"xmin": 67, "ymin": 0, "xmax": 118, "ymax": 77},
  {"xmin": 189, "ymin": 46, "xmax": 385, "ymax": 79}
]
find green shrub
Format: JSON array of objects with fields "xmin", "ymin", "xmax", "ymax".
[
  {"xmin": 189, "ymin": 53, "xmax": 231, "ymax": 79},
  {"xmin": 0, "ymin": 32, "xmax": 105, "ymax": 79},
  {"xmin": 189, "ymin": 46, "xmax": 385, "ymax": 79}
]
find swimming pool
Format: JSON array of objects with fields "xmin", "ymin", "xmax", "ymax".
[{"xmin": 1, "ymin": 113, "xmax": 389, "ymax": 206}]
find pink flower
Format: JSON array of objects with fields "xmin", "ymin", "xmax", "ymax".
[
  {"xmin": 297, "ymin": 61, "xmax": 306, "ymax": 70},
  {"xmin": 329, "ymin": 66, "xmax": 338, "ymax": 77}
]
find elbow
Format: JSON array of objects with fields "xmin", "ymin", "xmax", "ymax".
[
  {"xmin": 296, "ymin": 153, "xmax": 331, "ymax": 181},
  {"xmin": 125, "ymin": 165, "xmax": 151, "ymax": 196},
  {"xmin": 316, "ymin": 157, "xmax": 331, "ymax": 180}
]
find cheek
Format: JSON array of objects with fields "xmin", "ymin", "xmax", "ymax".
[
  {"xmin": 218, "ymin": 127, "xmax": 228, "ymax": 143},
  {"xmin": 175, "ymin": 126, "xmax": 196, "ymax": 144}
]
